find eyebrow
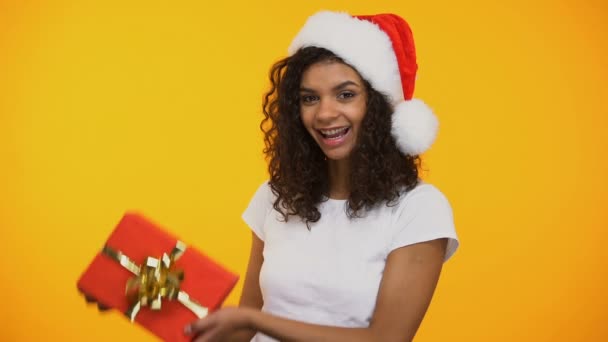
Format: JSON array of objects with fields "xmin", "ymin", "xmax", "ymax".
[{"xmin": 300, "ymin": 80, "xmax": 361, "ymax": 93}]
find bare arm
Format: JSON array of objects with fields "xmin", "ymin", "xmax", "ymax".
[
  {"xmin": 190, "ymin": 237, "xmax": 448, "ymax": 342},
  {"xmin": 226, "ymin": 233, "xmax": 265, "ymax": 342}
]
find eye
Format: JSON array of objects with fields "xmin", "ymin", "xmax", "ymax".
[
  {"xmin": 301, "ymin": 94, "xmax": 319, "ymax": 104},
  {"xmin": 338, "ymin": 91, "xmax": 356, "ymax": 100}
]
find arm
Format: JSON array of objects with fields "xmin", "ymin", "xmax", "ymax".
[
  {"xmin": 224, "ymin": 232, "xmax": 265, "ymax": 342},
  {"xmin": 188, "ymin": 237, "xmax": 448, "ymax": 342}
]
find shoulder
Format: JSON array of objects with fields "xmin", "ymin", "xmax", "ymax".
[
  {"xmin": 390, "ymin": 181, "xmax": 452, "ymax": 216},
  {"xmin": 254, "ymin": 180, "xmax": 274, "ymax": 198},
  {"xmin": 403, "ymin": 181, "xmax": 449, "ymax": 200},
  {"xmin": 387, "ymin": 181, "xmax": 459, "ymax": 261},
  {"xmin": 247, "ymin": 181, "xmax": 276, "ymax": 207},
  {"xmin": 242, "ymin": 181, "xmax": 277, "ymax": 241}
]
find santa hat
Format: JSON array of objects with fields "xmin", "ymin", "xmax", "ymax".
[{"xmin": 288, "ymin": 11, "xmax": 438, "ymax": 155}]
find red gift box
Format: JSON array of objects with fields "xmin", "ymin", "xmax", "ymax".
[{"xmin": 77, "ymin": 213, "xmax": 239, "ymax": 341}]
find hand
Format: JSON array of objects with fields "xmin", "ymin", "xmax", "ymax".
[{"xmin": 185, "ymin": 307, "xmax": 254, "ymax": 342}]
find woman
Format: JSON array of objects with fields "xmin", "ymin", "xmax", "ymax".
[{"xmin": 186, "ymin": 11, "xmax": 459, "ymax": 342}]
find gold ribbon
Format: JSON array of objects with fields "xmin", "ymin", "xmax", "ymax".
[{"xmin": 102, "ymin": 241, "xmax": 209, "ymax": 321}]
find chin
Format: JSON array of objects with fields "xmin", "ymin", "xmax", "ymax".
[{"xmin": 322, "ymin": 148, "xmax": 354, "ymax": 161}]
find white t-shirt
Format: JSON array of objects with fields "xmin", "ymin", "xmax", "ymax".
[{"xmin": 242, "ymin": 181, "xmax": 459, "ymax": 342}]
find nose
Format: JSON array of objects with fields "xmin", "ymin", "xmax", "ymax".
[{"xmin": 315, "ymin": 97, "xmax": 340, "ymax": 124}]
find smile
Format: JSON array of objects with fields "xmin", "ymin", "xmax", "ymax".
[
  {"xmin": 318, "ymin": 127, "xmax": 350, "ymax": 139},
  {"xmin": 317, "ymin": 126, "xmax": 351, "ymax": 147}
]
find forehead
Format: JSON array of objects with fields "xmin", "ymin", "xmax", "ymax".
[{"xmin": 300, "ymin": 61, "xmax": 364, "ymax": 88}]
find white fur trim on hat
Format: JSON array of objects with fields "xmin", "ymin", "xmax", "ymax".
[
  {"xmin": 288, "ymin": 11, "xmax": 403, "ymax": 104},
  {"xmin": 391, "ymin": 99, "xmax": 438, "ymax": 155}
]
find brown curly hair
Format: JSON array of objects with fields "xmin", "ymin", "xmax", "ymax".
[{"xmin": 261, "ymin": 46, "xmax": 421, "ymax": 226}]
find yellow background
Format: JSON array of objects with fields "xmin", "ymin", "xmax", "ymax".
[{"xmin": 1, "ymin": 0, "xmax": 606, "ymax": 341}]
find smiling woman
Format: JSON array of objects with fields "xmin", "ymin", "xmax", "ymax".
[
  {"xmin": 1, "ymin": 0, "xmax": 605, "ymax": 340},
  {"xmin": 299, "ymin": 61, "xmax": 367, "ymax": 166},
  {"xmin": 184, "ymin": 10, "xmax": 459, "ymax": 342},
  {"xmin": 258, "ymin": 44, "xmax": 428, "ymax": 224}
]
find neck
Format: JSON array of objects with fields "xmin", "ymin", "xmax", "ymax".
[{"xmin": 327, "ymin": 158, "xmax": 350, "ymax": 199}]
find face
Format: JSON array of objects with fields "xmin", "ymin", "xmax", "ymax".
[{"xmin": 299, "ymin": 61, "xmax": 367, "ymax": 162}]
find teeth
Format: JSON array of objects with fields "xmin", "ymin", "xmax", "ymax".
[{"xmin": 320, "ymin": 127, "xmax": 348, "ymax": 135}]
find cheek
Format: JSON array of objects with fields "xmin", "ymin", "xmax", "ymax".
[
  {"xmin": 354, "ymin": 109, "xmax": 367, "ymax": 127},
  {"xmin": 299, "ymin": 110, "xmax": 314, "ymax": 129},
  {"xmin": 355, "ymin": 100, "xmax": 367, "ymax": 123}
]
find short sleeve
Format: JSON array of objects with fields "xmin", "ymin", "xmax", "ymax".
[
  {"xmin": 388, "ymin": 184, "xmax": 459, "ymax": 262},
  {"xmin": 241, "ymin": 182, "xmax": 274, "ymax": 241}
]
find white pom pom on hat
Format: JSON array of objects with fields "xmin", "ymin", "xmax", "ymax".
[{"xmin": 288, "ymin": 11, "xmax": 438, "ymax": 155}]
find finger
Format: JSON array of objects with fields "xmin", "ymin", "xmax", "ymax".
[
  {"xmin": 185, "ymin": 317, "xmax": 213, "ymax": 336},
  {"xmin": 192, "ymin": 327, "xmax": 219, "ymax": 342}
]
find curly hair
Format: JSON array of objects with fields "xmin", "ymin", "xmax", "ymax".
[{"xmin": 261, "ymin": 46, "xmax": 421, "ymax": 226}]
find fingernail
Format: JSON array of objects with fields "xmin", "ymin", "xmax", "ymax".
[{"xmin": 184, "ymin": 325, "xmax": 191, "ymax": 335}]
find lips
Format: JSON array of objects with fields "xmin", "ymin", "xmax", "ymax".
[
  {"xmin": 319, "ymin": 127, "xmax": 350, "ymax": 139},
  {"xmin": 317, "ymin": 126, "xmax": 351, "ymax": 146}
]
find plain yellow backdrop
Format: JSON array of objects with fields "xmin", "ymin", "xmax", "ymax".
[{"xmin": 1, "ymin": 0, "xmax": 606, "ymax": 341}]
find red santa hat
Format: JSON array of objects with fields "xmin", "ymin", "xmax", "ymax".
[{"xmin": 288, "ymin": 11, "xmax": 438, "ymax": 155}]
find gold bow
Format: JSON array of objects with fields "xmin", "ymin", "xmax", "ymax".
[{"xmin": 102, "ymin": 241, "xmax": 208, "ymax": 321}]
